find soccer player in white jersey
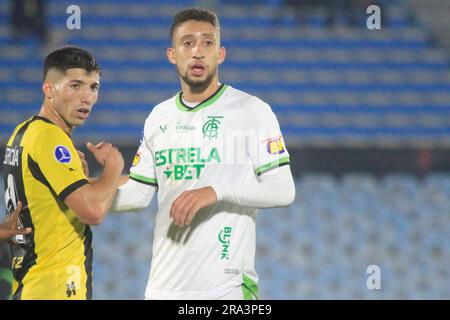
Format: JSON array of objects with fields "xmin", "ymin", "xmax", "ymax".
[{"xmin": 111, "ymin": 8, "xmax": 296, "ymax": 300}]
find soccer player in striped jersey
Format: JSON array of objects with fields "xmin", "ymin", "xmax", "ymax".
[
  {"xmin": 112, "ymin": 8, "xmax": 296, "ymax": 299},
  {"xmin": 2, "ymin": 46, "xmax": 124, "ymax": 299}
]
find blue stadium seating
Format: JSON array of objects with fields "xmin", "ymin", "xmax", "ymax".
[
  {"xmin": 1, "ymin": 172, "xmax": 449, "ymax": 299},
  {"xmin": 0, "ymin": 0, "xmax": 450, "ymax": 146}
]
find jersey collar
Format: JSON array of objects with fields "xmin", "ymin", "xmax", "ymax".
[
  {"xmin": 32, "ymin": 116, "xmax": 71, "ymax": 137},
  {"xmin": 176, "ymin": 84, "xmax": 228, "ymax": 112},
  {"xmin": 33, "ymin": 115, "xmax": 53, "ymax": 124}
]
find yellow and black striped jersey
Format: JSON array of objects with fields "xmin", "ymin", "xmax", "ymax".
[{"xmin": 2, "ymin": 116, "xmax": 92, "ymax": 300}]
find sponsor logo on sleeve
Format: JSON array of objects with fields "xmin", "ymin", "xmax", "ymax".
[
  {"xmin": 132, "ymin": 152, "xmax": 141, "ymax": 167},
  {"xmin": 54, "ymin": 145, "xmax": 72, "ymax": 164},
  {"xmin": 265, "ymin": 136, "xmax": 285, "ymax": 155}
]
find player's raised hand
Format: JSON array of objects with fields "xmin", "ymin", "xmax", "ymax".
[
  {"xmin": 86, "ymin": 141, "xmax": 124, "ymax": 170},
  {"xmin": 0, "ymin": 201, "xmax": 32, "ymax": 242},
  {"xmin": 77, "ymin": 150, "xmax": 89, "ymax": 177},
  {"xmin": 170, "ymin": 187, "xmax": 218, "ymax": 227}
]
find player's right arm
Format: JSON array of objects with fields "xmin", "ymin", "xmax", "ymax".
[
  {"xmin": 76, "ymin": 146, "xmax": 155, "ymax": 213},
  {"xmin": 30, "ymin": 126, "xmax": 124, "ymax": 226},
  {"xmin": 110, "ymin": 178, "xmax": 156, "ymax": 212},
  {"xmin": 73, "ymin": 150, "xmax": 151, "ymax": 214},
  {"xmin": 109, "ymin": 117, "xmax": 158, "ymax": 212},
  {"xmin": 64, "ymin": 142, "xmax": 124, "ymax": 225}
]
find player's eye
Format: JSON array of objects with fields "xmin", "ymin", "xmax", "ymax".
[
  {"xmin": 183, "ymin": 40, "xmax": 192, "ymax": 47},
  {"xmin": 70, "ymin": 83, "xmax": 80, "ymax": 89},
  {"xmin": 90, "ymin": 85, "xmax": 99, "ymax": 92},
  {"xmin": 205, "ymin": 40, "xmax": 214, "ymax": 46}
]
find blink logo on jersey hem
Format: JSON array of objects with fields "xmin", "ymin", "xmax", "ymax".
[{"xmin": 219, "ymin": 227, "xmax": 232, "ymax": 260}]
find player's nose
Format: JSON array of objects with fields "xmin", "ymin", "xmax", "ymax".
[
  {"xmin": 80, "ymin": 91, "xmax": 96, "ymax": 105},
  {"xmin": 192, "ymin": 43, "xmax": 204, "ymax": 57}
]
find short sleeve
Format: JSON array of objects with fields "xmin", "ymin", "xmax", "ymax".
[
  {"xmin": 246, "ymin": 99, "xmax": 290, "ymax": 176},
  {"xmin": 29, "ymin": 126, "xmax": 89, "ymax": 201},
  {"xmin": 129, "ymin": 126, "xmax": 158, "ymax": 187}
]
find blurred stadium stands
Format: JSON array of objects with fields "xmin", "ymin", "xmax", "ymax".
[
  {"xmin": 1, "ymin": 0, "xmax": 449, "ymax": 299},
  {"xmin": 1, "ymin": 172, "xmax": 449, "ymax": 299},
  {"xmin": 0, "ymin": 0, "xmax": 450, "ymax": 146}
]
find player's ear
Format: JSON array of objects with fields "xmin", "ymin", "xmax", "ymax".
[
  {"xmin": 218, "ymin": 46, "xmax": 226, "ymax": 65},
  {"xmin": 42, "ymin": 81, "xmax": 54, "ymax": 100},
  {"xmin": 167, "ymin": 47, "xmax": 176, "ymax": 65}
]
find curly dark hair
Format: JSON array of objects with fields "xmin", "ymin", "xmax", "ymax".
[{"xmin": 170, "ymin": 8, "xmax": 220, "ymax": 41}]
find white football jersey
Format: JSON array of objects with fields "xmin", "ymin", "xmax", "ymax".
[{"xmin": 130, "ymin": 84, "xmax": 290, "ymax": 299}]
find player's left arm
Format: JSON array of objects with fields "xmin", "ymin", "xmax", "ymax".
[
  {"xmin": 170, "ymin": 186, "xmax": 218, "ymax": 227},
  {"xmin": 170, "ymin": 99, "xmax": 296, "ymax": 227},
  {"xmin": 212, "ymin": 165, "xmax": 295, "ymax": 208},
  {"xmin": 170, "ymin": 166, "xmax": 295, "ymax": 227}
]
